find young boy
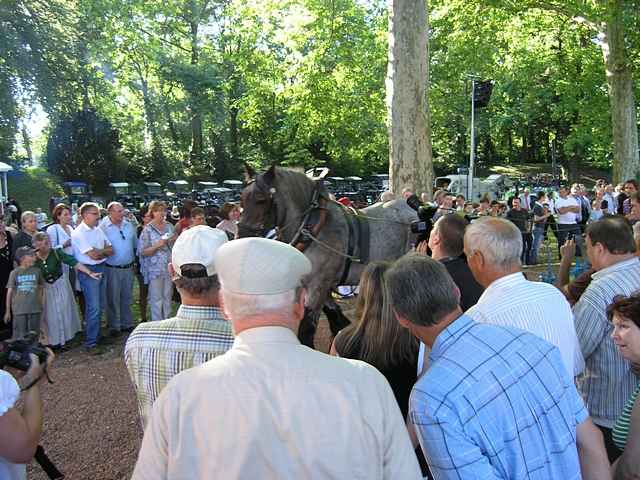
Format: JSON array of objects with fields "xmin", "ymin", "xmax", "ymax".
[
  {"xmin": 190, "ymin": 207, "xmax": 207, "ymax": 227},
  {"xmin": 4, "ymin": 246, "xmax": 45, "ymax": 339}
]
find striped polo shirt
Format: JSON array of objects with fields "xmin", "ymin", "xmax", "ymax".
[
  {"xmin": 612, "ymin": 383, "xmax": 640, "ymax": 450},
  {"xmin": 574, "ymin": 257, "xmax": 640, "ymax": 428}
]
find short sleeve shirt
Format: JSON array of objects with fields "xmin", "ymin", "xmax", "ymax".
[
  {"xmin": 7, "ymin": 266, "xmax": 44, "ymax": 314},
  {"xmin": 555, "ymin": 195, "xmax": 579, "ymax": 224},
  {"xmin": 71, "ymin": 222, "xmax": 111, "ymax": 265},
  {"xmin": 0, "ymin": 370, "xmax": 25, "ymax": 480}
]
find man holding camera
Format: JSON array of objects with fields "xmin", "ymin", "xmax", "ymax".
[{"xmin": 0, "ymin": 348, "xmax": 53, "ymax": 479}]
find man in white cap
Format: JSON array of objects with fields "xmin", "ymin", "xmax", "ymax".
[
  {"xmin": 132, "ymin": 238, "xmax": 422, "ymax": 479},
  {"xmin": 124, "ymin": 225, "xmax": 232, "ymax": 429}
]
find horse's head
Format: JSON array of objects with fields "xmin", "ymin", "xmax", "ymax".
[{"xmin": 238, "ymin": 164, "xmax": 278, "ymax": 238}]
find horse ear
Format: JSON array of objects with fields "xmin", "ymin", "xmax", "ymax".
[
  {"xmin": 244, "ymin": 163, "xmax": 256, "ymax": 182},
  {"xmin": 262, "ymin": 165, "xmax": 276, "ymax": 186}
]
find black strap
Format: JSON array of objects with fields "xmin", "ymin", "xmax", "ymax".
[
  {"xmin": 35, "ymin": 445, "xmax": 65, "ymax": 479},
  {"xmin": 339, "ymin": 211, "xmax": 357, "ymax": 286}
]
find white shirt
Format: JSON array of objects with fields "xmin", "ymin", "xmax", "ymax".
[
  {"xmin": 466, "ymin": 272, "xmax": 584, "ymax": 377},
  {"xmin": 0, "ymin": 371, "xmax": 26, "ymax": 480},
  {"xmin": 71, "ymin": 222, "xmax": 111, "ymax": 265},
  {"xmin": 46, "ymin": 223, "xmax": 74, "ymax": 255},
  {"xmin": 555, "ymin": 195, "xmax": 579, "ymax": 224},
  {"xmin": 133, "ymin": 326, "xmax": 422, "ymax": 480}
]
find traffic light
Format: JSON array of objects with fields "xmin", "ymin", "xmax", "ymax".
[{"xmin": 474, "ymin": 80, "xmax": 493, "ymax": 109}]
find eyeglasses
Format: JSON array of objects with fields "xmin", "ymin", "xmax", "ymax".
[{"xmin": 119, "ymin": 229, "xmax": 126, "ymax": 240}]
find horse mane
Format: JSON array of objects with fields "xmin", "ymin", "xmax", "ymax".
[{"xmin": 274, "ymin": 167, "xmax": 326, "ymax": 209}]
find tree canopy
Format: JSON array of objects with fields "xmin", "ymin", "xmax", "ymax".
[{"xmin": 1, "ymin": 0, "xmax": 639, "ymax": 187}]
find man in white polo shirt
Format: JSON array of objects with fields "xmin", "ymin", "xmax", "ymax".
[
  {"xmin": 71, "ymin": 202, "xmax": 112, "ymax": 353},
  {"xmin": 555, "ymin": 184, "xmax": 582, "ymax": 257}
]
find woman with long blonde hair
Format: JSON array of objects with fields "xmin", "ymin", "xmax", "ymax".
[{"xmin": 331, "ymin": 261, "xmax": 418, "ymax": 418}]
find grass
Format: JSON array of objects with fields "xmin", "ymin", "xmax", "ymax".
[{"xmin": 7, "ymin": 167, "xmax": 64, "ymax": 212}]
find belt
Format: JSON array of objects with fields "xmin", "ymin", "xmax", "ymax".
[{"xmin": 105, "ymin": 262, "xmax": 134, "ymax": 269}]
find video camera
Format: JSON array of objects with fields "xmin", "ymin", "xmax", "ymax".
[
  {"xmin": 406, "ymin": 194, "xmax": 439, "ymax": 244},
  {"xmin": 0, "ymin": 332, "xmax": 49, "ymax": 371}
]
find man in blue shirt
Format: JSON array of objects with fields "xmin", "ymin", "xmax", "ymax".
[
  {"xmin": 385, "ymin": 254, "xmax": 609, "ymax": 480},
  {"xmin": 101, "ymin": 202, "xmax": 138, "ymax": 335}
]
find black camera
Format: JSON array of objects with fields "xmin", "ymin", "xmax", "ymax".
[
  {"xmin": 0, "ymin": 332, "xmax": 49, "ymax": 371},
  {"xmin": 406, "ymin": 194, "xmax": 439, "ymax": 244}
]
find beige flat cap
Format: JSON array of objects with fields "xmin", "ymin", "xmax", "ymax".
[{"xmin": 215, "ymin": 237, "xmax": 312, "ymax": 295}]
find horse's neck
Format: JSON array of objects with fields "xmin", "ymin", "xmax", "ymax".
[{"xmin": 275, "ymin": 175, "xmax": 315, "ymax": 241}]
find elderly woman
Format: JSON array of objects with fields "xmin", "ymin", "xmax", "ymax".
[
  {"xmin": 608, "ymin": 294, "xmax": 640, "ymax": 480},
  {"xmin": 140, "ymin": 201, "xmax": 175, "ymax": 320},
  {"xmin": 12, "ymin": 211, "xmax": 38, "ymax": 257},
  {"xmin": 32, "ymin": 232, "xmax": 101, "ymax": 350},
  {"xmin": 216, "ymin": 203, "xmax": 240, "ymax": 241}
]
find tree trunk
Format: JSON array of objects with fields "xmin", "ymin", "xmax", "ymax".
[
  {"xmin": 386, "ymin": 0, "xmax": 433, "ymax": 198},
  {"xmin": 600, "ymin": 0, "xmax": 639, "ymax": 183},
  {"xmin": 21, "ymin": 125, "xmax": 33, "ymax": 165},
  {"xmin": 139, "ymin": 75, "xmax": 167, "ymax": 176},
  {"xmin": 189, "ymin": 12, "xmax": 203, "ymax": 165}
]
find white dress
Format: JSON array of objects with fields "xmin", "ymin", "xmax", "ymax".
[
  {"xmin": 0, "ymin": 370, "xmax": 26, "ymax": 480},
  {"xmin": 46, "ymin": 224, "xmax": 78, "ymax": 290}
]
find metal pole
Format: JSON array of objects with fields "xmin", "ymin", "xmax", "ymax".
[{"xmin": 468, "ymin": 79, "xmax": 476, "ymax": 200}]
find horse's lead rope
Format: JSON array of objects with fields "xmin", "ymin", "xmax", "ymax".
[{"xmin": 301, "ymin": 228, "xmax": 362, "ymax": 261}]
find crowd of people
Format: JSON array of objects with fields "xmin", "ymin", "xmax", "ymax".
[
  {"xmin": 427, "ymin": 178, "xmax": 640, "ymax": 266},
  {"xmin": 0, "ymin": 180, "xmax": 639, "ymax": 479}
]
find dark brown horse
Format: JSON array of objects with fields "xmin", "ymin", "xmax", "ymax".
[{"xmin": 239, "ymin": 165, "xmax": 418, "ymax": 348}]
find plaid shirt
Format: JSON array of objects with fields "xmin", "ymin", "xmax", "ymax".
[
  {"xmin": 124, "ymin": 305, "xmax": 234, "ymax": 429},
  {"xmin": 411, "ymin": 315, "xmax": 587, "ymax": 480}
]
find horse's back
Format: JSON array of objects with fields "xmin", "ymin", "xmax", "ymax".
[{"xmin": 354, "ymin": 199, "xmax": 417, "ymax": 276}]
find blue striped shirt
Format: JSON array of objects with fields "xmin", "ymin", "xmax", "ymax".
[
  {"xmin": 573, "ymin": 256, "xmax": 640, "ymax": 427},
  {"xmin": 411, "ymin": 315, "xmax": 587, "ymax": 479}
]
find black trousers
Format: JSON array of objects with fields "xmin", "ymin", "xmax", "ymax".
[{"xmin": 596, "ymin": 424, "xmax": 622, "ymax": 463}]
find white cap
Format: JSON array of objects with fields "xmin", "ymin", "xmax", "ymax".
[
  {"xmin": 171, "ymin": 226, "xmax": 228, "ymax": 277},
  {"xmin": 215, "ymin": 238, "xmax": 312, "ymax": 295}
]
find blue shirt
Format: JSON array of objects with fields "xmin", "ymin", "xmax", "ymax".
[
  {"xmin": 100, "ymin": 217, "xmax": 137, "ymax": 266},
  {"xmin": 411, "ymin": 315, "xmax": 587, "ymax": 480}
]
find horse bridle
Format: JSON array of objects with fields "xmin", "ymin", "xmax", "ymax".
[{"xmin": 238, "ymin": 179, "xmax": 327, "ymax": 250}]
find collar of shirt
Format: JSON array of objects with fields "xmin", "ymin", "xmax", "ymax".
[
  {"xmin": 233, "ymin": 326, "xmax": 300, "ymax": 349},
  {"xmin": 78, "ymin": 221, "xmax": 97, "ymax": 232},
  {"xmin": 176, "ymin": 304, "xmax": 226, "ymax": 321},
  {"xmin": 101, "ymin": 216, "xmax": 131, "ymax": 230},
  {"xmin": 429, "ymin": 314, "xmax": 474, "ymax": 364},
  {"xmin": 477, "ymin": 271, "xmax": 524, "ymax": 302},
  {"xmin": 591, "ymin": 257, "xmax": 640, "ymax": 281}
]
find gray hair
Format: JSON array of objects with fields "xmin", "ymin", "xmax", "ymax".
[
  {"xmin": 221, "ymin": 287, "xmax": 301, "ymax": 319},
  {"xmin": 464, "ymin": 217, "xmax": 522, "ymax": 269},
  {"xmin": 21, "ymin": 210, "xmax": 36, "ymax": 223},
  {"xmin": 385, "ymin": 254, "xmax": 459, "ymax": 327}
]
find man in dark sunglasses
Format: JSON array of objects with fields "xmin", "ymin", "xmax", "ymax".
[{"xmin": 100, "ymin": 202, "xmax": 137, "ymax": 337}]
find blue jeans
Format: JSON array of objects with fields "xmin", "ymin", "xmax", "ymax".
[
  {"xmin": 79, "ymin": 264, "xmax": 106, "ymax": 348},
  {"xmin": 530, "ymin": 226, "xmax": 545, "ymax": 264}
]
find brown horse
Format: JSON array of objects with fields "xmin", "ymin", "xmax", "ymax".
[{"xmin": 239, "ymin": 165, "xmax": 418, "ymax": 348}]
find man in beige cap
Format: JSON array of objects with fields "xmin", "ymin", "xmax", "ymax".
[
  {"xmin": 133, "ymin": 237, "xmax": 422, "ymax": 479},
  {"xmin": 124, "ymin": 225, "xmax": 233, "ymax": 429}
]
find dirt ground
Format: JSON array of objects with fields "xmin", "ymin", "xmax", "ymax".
[{"xmin": 26, "ymin": 308, "xmax": 343, "ymax": 480}]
